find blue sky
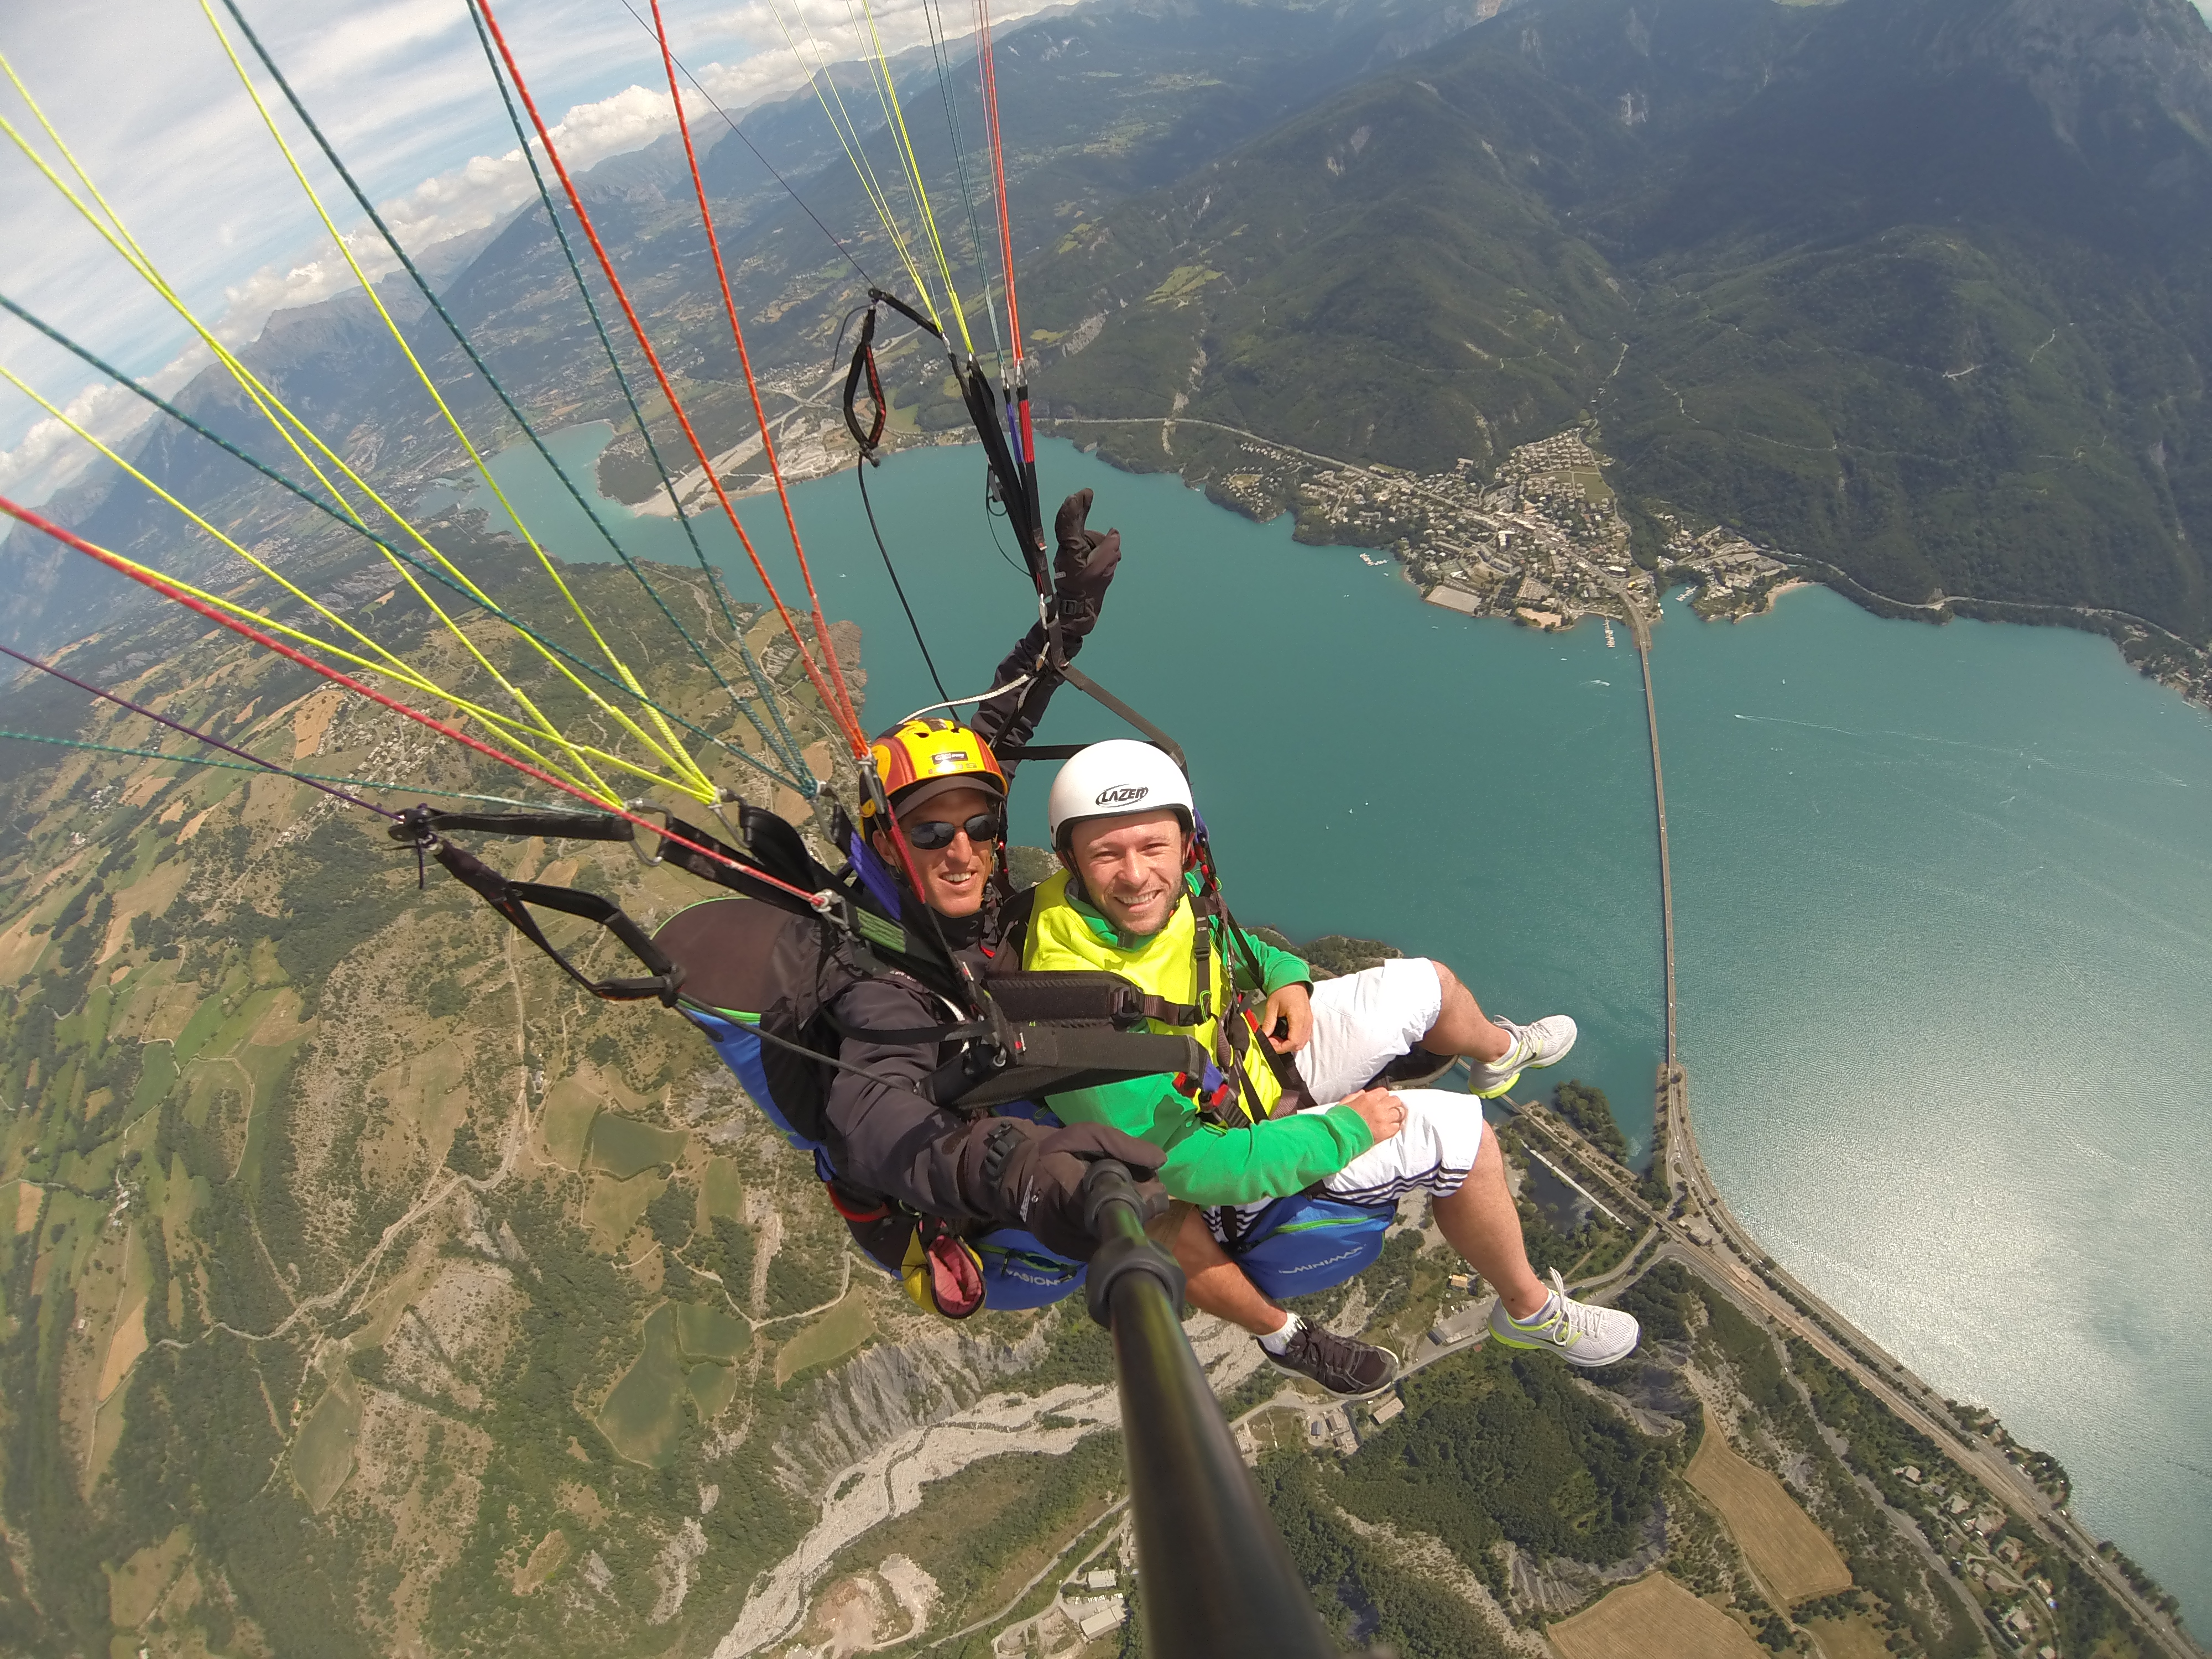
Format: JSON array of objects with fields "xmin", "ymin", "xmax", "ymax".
[{"xmin": 0, "ymin": 0, "xmax": 1045, "ymax": 503}]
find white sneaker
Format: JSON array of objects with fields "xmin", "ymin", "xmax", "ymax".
[
  {"xmin": 1466, "ymin": 1014, "xmax": 1577, "ymax": 1098},
  {"xmin": 1488, "ymin": 1269, "xmax": 1640, "ymax": 1368}
]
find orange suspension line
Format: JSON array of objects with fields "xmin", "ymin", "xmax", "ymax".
[
  {"xmin": 645, "ymin": 0, "xmax": 863, "ymax": 745},
  {"xmin": 472, "ymin": 0, "xmax": 866, "ymax": 763},
  {"xmin": 974, "ymin": 0, "xmax": 1024, "ymax": 359},
  {"xmin": 972, "ymin": 0, "xmax": 1042, "ymax": 556}
]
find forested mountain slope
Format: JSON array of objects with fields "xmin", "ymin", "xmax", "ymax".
[
  {"xmin": 1023, "ymin": 0, "xmax": 2212, "ymax": 638},
  {"xmin": 0, "ymin": 0, "xmax": 1492, "ymax": 657}
]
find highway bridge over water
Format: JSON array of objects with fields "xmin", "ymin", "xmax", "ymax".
[{"xmin": 1596, "ymin": 592, "xmax": 2200, "ymax": 1659}]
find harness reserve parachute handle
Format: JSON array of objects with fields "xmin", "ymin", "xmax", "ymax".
[{"xmin": 1079, "ymin": 1164, "xmax": 1345, "ymax": 1658}]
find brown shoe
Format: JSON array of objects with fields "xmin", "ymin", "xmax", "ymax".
[{"xmin": 1262, "ymin": 1324, "xmax": 1400, "ymax": 1398}]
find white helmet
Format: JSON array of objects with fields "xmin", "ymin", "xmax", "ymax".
[{"xmin": 1045, "ymin": 740, "xmax": 1194, "ymax": 848}]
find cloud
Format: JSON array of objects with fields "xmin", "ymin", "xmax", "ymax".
[
  {"xmin": 0, "ymin": 339, "xmax": 210, "ymax": 502},
  {"xmin": 0, "ymin": 0, "xmax": 1058, "ymax": 504}
]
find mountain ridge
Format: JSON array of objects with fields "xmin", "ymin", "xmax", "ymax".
[{"xmin": 1022, "ymin": 0, "xmax": 2212, "ymax": 643}]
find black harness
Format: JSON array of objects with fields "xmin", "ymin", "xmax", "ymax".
[{"xmin": 393, "ymin": 804, "xmax": 1206, "ymax": 1129}]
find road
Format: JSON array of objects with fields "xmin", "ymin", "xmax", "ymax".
[
  {"xmin": 1592, "ymin": 585, "xmax": 2201, "ymax": 1657},
  {"xmin": 1603, "ymin": 579, "xmax": 2201, "ymax": 1656},
  {"xmin": 1665, "ymin": 1093, "xmax": 2201, "ymax": 1659},
  {"xmin": 1504, "ymin": 1093, "xmax": 2198, "ymax": 1657},
  {"xmin": 1048, "ymin": 409, "xmax": 2198, "ymax": 1654}
]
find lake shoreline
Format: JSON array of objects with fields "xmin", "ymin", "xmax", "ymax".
[{"xmin": 448, "ymin": 426, "xmax": 2212, "ymax": 1630}]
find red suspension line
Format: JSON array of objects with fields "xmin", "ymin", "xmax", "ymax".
[
  {"xmin": 972, "ymin": 0, "xmax": 1040, "ymax": 542},
  {"xmin": 974, "ymin": 0, "xmax": 1024, "ymax": 361},
  {"xmin": 471, "ymin": 3, "xmax": 947, "ymax": 926},
  {"xmin": 0, "ymin": 495, "xmax": 828, "ymax": 910},
  {"xmin": 637, "ymin": 1, "xmax": 944, "ymax": 912},
  {"xmin": 472, "ymin": 0, "xmax": 867, "ymax": 764},
  {"xmin": 645, "ymin": 0, "xmax": 863, "ymax": 745}
]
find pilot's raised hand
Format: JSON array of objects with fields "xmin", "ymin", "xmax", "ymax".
[{"xmin": 1052, "ymin": 488, "xmax": 1121, "ymax": 639}]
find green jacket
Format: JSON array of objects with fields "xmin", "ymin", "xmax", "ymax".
[{"xmin": 1020, "ymin": 869, "xmax": 1374, "ymax": 1204}]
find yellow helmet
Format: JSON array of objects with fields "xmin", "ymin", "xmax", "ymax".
[{"xmin": 860, "ymin": 718, "xmax": 1006, "ymax": 824}]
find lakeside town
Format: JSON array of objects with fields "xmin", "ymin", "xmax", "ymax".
[{"xmin": 1012, "ymin": 411, "xmax": 2212, "ymax": 708}]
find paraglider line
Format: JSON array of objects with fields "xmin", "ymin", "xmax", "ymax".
[
  {"xmin": 208, "ymin": 0, "xmax": 708, "ymax": 800},
  {"xmin": 0, "ymin": 727, "xmax": 555, "ymax": 811},
  {"xmin": 611, "ymin": 0, "xmax": 870, "ymax": 285},
  {"xmin": 855, "ymin": 456, "xmax": 950, "ymax": 705},
  {"xmin": 0, "ymin": 495, "xmax": 833, "ymax": 907},
  {"xmin": 645, "ymin": 0, "xmax": 868, "ymax": 747},
  {"xmin": 474, "ymin": 0, "xmax": 865, "ymax": 761},
  {"xmin": 460, "ymin": 4, "xmax": 807, "ymax": 778},
  {"xmin": 0, "ymin": 641, "xmax": 395, "ymax": 819},
  {"xmin": 0, "ymin": 291, "xmax": 802, "ymax": 795}
]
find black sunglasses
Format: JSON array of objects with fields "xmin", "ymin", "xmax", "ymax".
[{"xmin": 902, "ymin": 811, "xmax": 1003, "ymax": 851}]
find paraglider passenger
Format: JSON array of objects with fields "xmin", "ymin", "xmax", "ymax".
[{"xmin": 1021, "ymin": 740, "xmax": 1641, "ymax": 1381}]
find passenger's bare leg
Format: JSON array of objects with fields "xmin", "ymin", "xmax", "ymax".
[
  {"xmin": 1431, "ymin": 1128, "xmax": 1548, "ymax": 1319},
  {"xmin": 1168, "ymin": 1206, "xmax": 1287, "ymax": 1337},
  {"xmin": 1417, "ymin": 959, "xmax": 1512, "ymax": 1063}
]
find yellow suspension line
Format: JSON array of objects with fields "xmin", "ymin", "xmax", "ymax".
[
  {"xmin": 2, "ymin": 365, "xmax": 444, "ymax": 709},
  {"xmin": 849, "ymin": 0, "xmax": 975, "ymax": 357},
  {"xmin": 197, "ymin": 2, "xmax": 710, "ymax": 797},
  {"xmin": 0, "ymin": 76, "xmax": 713, "ymax": 804},
  {"xmin": 0, "ymin": 57, "xmax": 395, "ymax": 540},
  {"xmin": 59, "ymin": 534, "xmax": 702, "ymax": 804},
  {"xmin": 0, "ymin": 114, "xmax": 647, "ymax": 804},
  {"xmin": 765, "ymin": 0, "xmax": 941, "ymax": 326},
  {"xmin": 0, "ymin": 364, "xmax": 716, "ymax": 804}
]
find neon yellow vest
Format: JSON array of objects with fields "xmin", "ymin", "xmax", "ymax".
[{"xmin": 1021, "ymin": 868, "xmax": 1282, "ymax": 1121}]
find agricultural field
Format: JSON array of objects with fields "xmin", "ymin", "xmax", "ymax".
[
  {"xmin": 1548, "ymin": 1573, "xmax": 1765, "ymax": 1659},
  {"xmin": 1686, "ymin": 1407, "xmax": 1854, "ymax": 1604}
]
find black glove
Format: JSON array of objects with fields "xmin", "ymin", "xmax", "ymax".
[
  {"xmin": 961, "ymin": 1117, "xmax": 1165, "ymax": 1261},
  {"xmin": 1051, "ymin": 489, "xmax": 1121, "ymax": 640}
]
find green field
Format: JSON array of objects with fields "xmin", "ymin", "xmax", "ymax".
[
  {"xmin": 596, "ymin": 1304, "xmax": 691, "ymax": 1468},
  {"xmin": 586, "ymin": 1113, "xmax": 689, "ymax": 1178},
  {"xmin": 774, "ymin": 1290, "xmax": 875, "ymax": 1387}
]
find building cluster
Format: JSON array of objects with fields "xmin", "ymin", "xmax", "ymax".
[
  {"xmin": 1316, "ymin": 431, "xmax": 1652, "ymax": 632},
  {"xmin": 992, "ymin": 1564, "xmax": 1127, "ymax": 1655},
  {"xmin": 1212, "ymin": 425, "xmax": 1817, "ymax": 635},
  {"xmin": 1897, "ymin": 1464, "xmax": 2066, "ymax": 1654},
  {"xmin": 1640, "ymin": 509, "xmax": 1796, "ymax": 620}
]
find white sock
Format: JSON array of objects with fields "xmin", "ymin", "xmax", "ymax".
[
  {"xmin": 1257, "ymin": 1310, "xmax": 1303, "ymax": 1353},
  {"xmin": 1509, "ymin": 1291, "xmax": 1558, "ymax": 1327}
]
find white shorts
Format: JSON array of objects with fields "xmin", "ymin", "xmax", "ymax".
[
  {"xmin": 1204, "ymin": 1088, "xmax": 1485, "ymax": 1239},
  {"xmin": 1207, "ymin": 960, "xmax": 1485, "ymax": 1236},
  {"xmin": 1293, "ymin": 956, "xmax": 1446, "ymax": 1102}
]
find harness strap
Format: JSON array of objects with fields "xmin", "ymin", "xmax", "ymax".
[
  {"xmin": 1051, "ymin": 656, "xmax": 1188, "ymax": 774},
  {"xmin": 432, "ymin": 841, "xmax": 684, "ymax": 1005},
  {"xmin": 958, "ymin": 359, "xmax": 1044, "ymax": 571},
  {"xmin": 823, "ymin": 1179, "xmax": 891, "ymax": 1224},
  {"xmin": 822, "ymin": 1006, "xmax": 989, "ymax": 1046},
  {"xmin": 932, "ymin": 1027, "xmax": 1209, "ymax": 1112},
  {"xmin": 868, "ymin": 286, "xmax": 943, "ymax": 339},
  {"xmin": 982, "ymin": 968, "xmax": 1180, "ymax": 1028}
]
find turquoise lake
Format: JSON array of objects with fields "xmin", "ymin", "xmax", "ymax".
[{"xmin": 445, "ymin": 425, "xmax": 2212, "ymax": 1628}]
